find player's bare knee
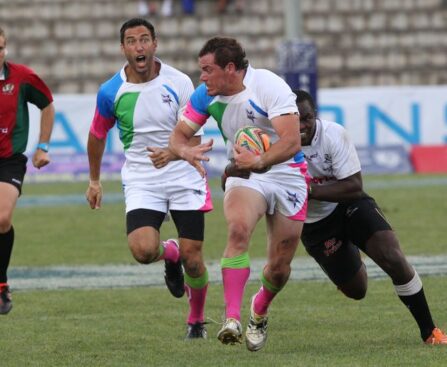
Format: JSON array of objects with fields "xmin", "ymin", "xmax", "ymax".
[
  {"xmin": 183, "ymin": 259, "xmax": 204, "ymax": 278},
  {"xmin": 0, "ymin": 216, "xmax": 12, "ymax": 233},
  {"xmin": 280, "ymin": 236, "xmax": 300, "ymax": 254},
  {"xmin": 129, "ymin": 243, "xmax": 158, "ymax": 264},
  {"xmin": 181, "ymin": 241, "xmax": 202, "ymax": 259},
  {"xmin": 227, "ymin": 222, "xmax": 251, "ymax": 248},
  {"xmin": 340, "ymin": 285, "xmax": 367, "ymax": 300},
  {"xmin": 367, "ymin": 231, "xmax": 404, "ymax": 269},
  {"xmin": 181, "ymin": 246, "xmax": 203, "ymax": 272},
  {"xmin": 375, "ymin": 246, "xmax": 409, "ymax": 278},
  {"xmin": 132, "ymin": 252, "xmax": 155, "ymax": 264}
]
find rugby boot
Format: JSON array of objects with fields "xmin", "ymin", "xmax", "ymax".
[
  {"xmin": 425, "ymin": 328, "xmax": 447, "ymax": 345},
  {"xmin": 0, "ymin": 284, "xmax": 12, "ymax": 315},
  {"xmin": 217, "ymin": 318, "xmax": 243, "ymax": 345},
  {"xmin": 185, "ymin": 322, "xmax": 208, "ymax": 339},
  {"xmin": 245, "ymin": 296, "xmax": 268, "ymax": 352}
]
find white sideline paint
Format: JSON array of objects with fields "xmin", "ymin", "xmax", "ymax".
[{"xmin": 9, "ymin": 255, "xmax": 447, "ymax": 292}]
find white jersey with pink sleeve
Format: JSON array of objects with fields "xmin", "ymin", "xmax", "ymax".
[
  {"xmin": 302, "ymin": 119, "xmax": 361, "ymax": 223},
  {"xmin": 181, "ymin": 65, "xmax": 302, "ymax": 167},
  {"xmin": 181, "ymin": 65, "xmax": 309, "ymax": 221},
  {"xmin": 89, "ymin": 58, "xmax": 203, "ymax": 184}
]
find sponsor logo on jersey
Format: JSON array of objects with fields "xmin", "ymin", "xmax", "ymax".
[
  {"xmin": 309, "ymin": 176, "xmax": 336, "ymax": 184},
  {"xmin": 162, "ymin": 94, "xmax": 173, "ymax": 105},
  {"xmin": 2, "ymin": 83, "xmax": 14, "ymax": 94},
  {"xmin": 246, "ymin": 109, "xmax": 255, "ymax": 122},
  {"xmin": 345, "ymin": 206, "xmax": 359, "ymax": 217},
  {"xmin": 1, "ymin": 128, "xmax": 8, "ymax": 134},
  {"xmin": 323, "ymin": 237, "xmax": 342, "ymax": 256}
]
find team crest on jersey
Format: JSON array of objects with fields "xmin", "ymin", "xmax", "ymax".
[
  {"xmin": 286, "ymin": 190, "xmax": 300, "ymax": 207},
  {"xmin": 2, "ymin": 83, "xmax": 14, "ymax": 94},
  {"xmin": 305, "ymin": 152, "xmax": 318, "ymax": 161},
  {"xmin": 162, "ymin": 94, "xmax": 173, "ymax": 105},
  {"xmin": 322, "ymin": 154, "xmax": 333, "ymax": 174},
  {"xmin": 246, "ymin": 109, "xmax": 255, "ymax": 122}
]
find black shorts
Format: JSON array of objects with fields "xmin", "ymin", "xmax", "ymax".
[
  {"xmin": 0, "ymin": 154, "xmax": 28, "ymax": 195},
  {"xmin": 301, "ymin": 196, "xmax": 392, "ymax": 285},
  {"xmin": 126, "ymin": 208, "xmax": 205, "ymax": 241}
]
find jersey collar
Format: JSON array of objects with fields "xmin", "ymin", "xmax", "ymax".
[
  {"xmin": 242, "ymin": 64, "xmax": 253, "ymax": 86},
  {"xmin": 0, "ymin": 62, "xmax": 8, "ymax": 80},
  {"xmin": 311, "ymin": 118, "xmax": 322, "ymax": 145},
  {"xmin": 120, "ymin": 57, "xmax": 163, "ymax": 83}
]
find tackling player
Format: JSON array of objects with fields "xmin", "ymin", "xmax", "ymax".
[
  {"xmin": 85, "ymin": 18, "xmax": 212, "ymax": 339},
  {"xmin": 296, "ymin": 89, "xmax": 447, "ymax": 345}
]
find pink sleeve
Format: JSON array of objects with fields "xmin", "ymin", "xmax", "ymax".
[
  {"xmin": 89, "ymin": 107, "xmax": 116, "ymax": 139},
  {"xmin": 182, "ymin": 101, "xmax": 209, "ymax": 128}
]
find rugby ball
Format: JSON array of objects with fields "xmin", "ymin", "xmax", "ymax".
[
  {"xmin": 234, "ymin": 126, "xmax": 271, "ymax": 155},
  {"xmin": 234, "ymin": 126, "xmax": 271, "ymax": 173}
]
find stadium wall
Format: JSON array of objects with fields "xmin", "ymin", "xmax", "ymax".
[{"xmin": 1, "ymin": 0, "xmax": 447, "ymax": 92}]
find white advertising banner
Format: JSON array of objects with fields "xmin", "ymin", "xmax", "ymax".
[
  {"xmin": 27, "ymin": 85, "xmax": 447, "ymax": 155},
  {"xmin": 318, "ymin": 86, "xmax": 447, "ymax": 147},
  {"xmin": 25, "ymin": 86, "xmax": 447, "ymax": 180}
]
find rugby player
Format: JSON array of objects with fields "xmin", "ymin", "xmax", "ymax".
[
  {"xmin": 296, "ymin": 89, "xmax": 447, "ymax": 345},
  {"xmin": 86, "ymin": 18, "xmax": 212, "ymax": 339},
  {"xmin": 0, "ymin": 26, "xmax": 55, "ymax": 315},
  {"xmin": 169, "ymin": 37, "xmax": 308, "ymax": 351}
]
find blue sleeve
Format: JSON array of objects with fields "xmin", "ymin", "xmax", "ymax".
[
  {"xmin": 97, "ymin": 72, "xmax": 123, "ymax": 118},
  {"xmin": 189, "ymin": 83, "xmax": 214, "ymax": 115}
]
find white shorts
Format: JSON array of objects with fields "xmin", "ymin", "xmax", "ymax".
[
  {"xmin": 123, "ymin": 178, "xmax": 213, "ymax": 214},
  {"xmin": 121, "ymin": 158, "xmax": 213, "ymax": 214},
  {"xmin": 224, "ymin": 162, "xmax": 308, "ymax": 221}
]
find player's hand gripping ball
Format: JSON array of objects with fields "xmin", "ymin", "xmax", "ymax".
[{"xmin": 234, "ymin": 126, "xmax": 271, "ymax": 173}]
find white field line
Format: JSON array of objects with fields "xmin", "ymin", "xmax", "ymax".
[
  {"xmin": 15, "ymin": 177, "xmax": 447, "ymax": 208},
  {"xmin": 9, "ymin": 255, "xmax": 447, "ymax": 291}
]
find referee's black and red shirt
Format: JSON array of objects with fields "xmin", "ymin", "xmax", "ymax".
[{"xmin": 0, "ymin": 62, "xmax": 53, "ymax": 158}]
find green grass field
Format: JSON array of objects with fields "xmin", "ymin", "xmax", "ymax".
[{"xmin": 1, "ymin": 174, "xmax": 447, "ymax": 366}]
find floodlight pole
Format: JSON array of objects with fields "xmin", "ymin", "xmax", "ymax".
[{"xmin": 283, "ymin": 0, "xmax": 303, "ymax": 40}]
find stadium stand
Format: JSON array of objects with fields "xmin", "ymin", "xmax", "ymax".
[{"xmin": 0, "ymin": 0, "xmax": 446, "ymax": 93}]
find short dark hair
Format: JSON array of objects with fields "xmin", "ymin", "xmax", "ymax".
[
  {"xmin": 120, "ymin": 18, "xmax": 156, "ymax": 44},
  {"xmin": 294, "ymin": 89, "xmax": 316, "ymax": 110},
  {"xmin": 199, "ymin": 37, "xmax": 248, "ymax": 70}
]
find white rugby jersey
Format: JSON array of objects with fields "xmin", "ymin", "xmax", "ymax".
[
  {"xmin": 181, "ymin": 65, "xmax": 304, "ymax": 168},
  {"xmin": 302, "ymin": 119, "xmax": 361, "ymax": 223},
  {"xmin": 90, "ymin": 58, "xmax": 202, "ymax": 183}
]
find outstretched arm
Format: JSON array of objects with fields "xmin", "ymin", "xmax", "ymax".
[{"xmin": 169, "ymin": 120, "xmax": 213, "ymax": 177}]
